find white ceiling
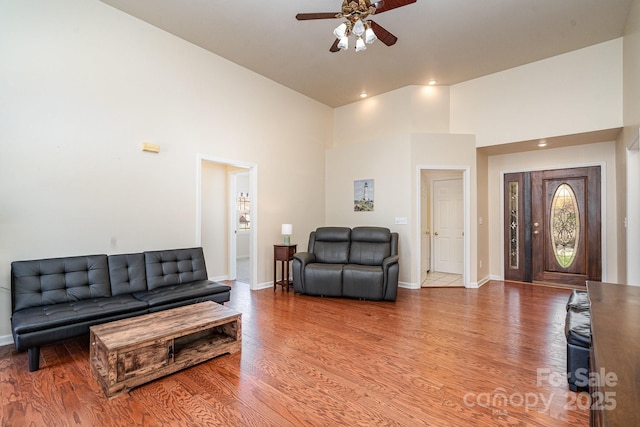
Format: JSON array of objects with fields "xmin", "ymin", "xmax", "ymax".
[{"xmin": 99, "ymin": 0, "xmax": 633, "ymax": 107}]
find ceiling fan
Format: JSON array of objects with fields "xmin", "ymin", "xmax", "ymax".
[{"xmin": 296, "ymin": 0, "xmax": 417, "ymax": 52}]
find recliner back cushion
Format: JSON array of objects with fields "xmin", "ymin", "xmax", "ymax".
[
  {"xmin": 312, "ymin": 227, "xmax": 351, "ymax": 264},
  {"xmin": 144, "ymin": 247, "xmax": 208, "ymax": 290},
  {"xmin": 108, "ymin": 253, "xmax": 148, "ymax": 296},
  {"xmin": 349, "ymin": 227, "xmax": 391, "ymax": 266},
  {"xmin": 11, "ymin": 255, "xmax": 111, "ymax": 312}
]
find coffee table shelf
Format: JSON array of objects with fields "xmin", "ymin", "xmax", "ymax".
[{"xmin": 90, "ymin": 301, "xmax": 241, "ymax": 398}]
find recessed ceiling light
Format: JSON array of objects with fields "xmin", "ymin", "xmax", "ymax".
[
  {"xmin": 537, "ymin": 140, "xmax": 548, "ymax": 147},
  {"xmin": 428, "ymin": 80, "xmax": 437, "ymax": 86},
  {"xmin": 360, "ymin": 92, "xmax": 368, "ymax": 98}
]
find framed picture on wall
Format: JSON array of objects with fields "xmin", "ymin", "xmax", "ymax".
[{"xmin": 354, "ymin": 179, "xmax": 374, "ymax": 211}]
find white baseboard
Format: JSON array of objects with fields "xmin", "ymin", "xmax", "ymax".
[
  {"xmin": 466, "ymin": 275, "xmax": 490, "ymax": 288},
  {"xmin": 0, "ymin": 334, "xmax": 14, "ymax": 347},
  {"xmin": 399, "ymin": 281, "xmax": 419, "ymax": 290},
  {"xmin": 477, "ymin": 275, "xmax": 491, "ymax": 287},
  {"xmin": 253, "ymin": 281, "xmax": 274, "ymax": 290}
]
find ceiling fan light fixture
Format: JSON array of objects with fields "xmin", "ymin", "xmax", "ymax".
[
  {"xmin": 337, "ymin": 36, "xmax": 349, "ymax": 50},
  {"xmin": 365, "ymin": 24, "xmax": 377, "ymax": 44},
  {"xmin": 334, "ymin": 22, "xmax": 347, "ymax": 38},
  {"xmin": 353, "ymin": 18, "xmax": 365, "ymax": 36},
  {"xmin": 355, "ymin": 36, "xmax": 366, "ymax": 52}
]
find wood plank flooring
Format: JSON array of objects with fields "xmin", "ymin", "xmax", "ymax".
[{"xmin": 0, "ymin": 281, "xmax": 590, "ymax": 426}]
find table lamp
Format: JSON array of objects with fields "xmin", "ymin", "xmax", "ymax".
[{"xmin": 281, "ymin": 224, "xmax": 292, "ymax": 245}]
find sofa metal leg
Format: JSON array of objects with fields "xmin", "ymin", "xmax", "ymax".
[{"xmin": 27, "ymin": 347, "xmax": 40, "ymax": 372}]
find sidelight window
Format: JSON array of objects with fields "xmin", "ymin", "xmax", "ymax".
[{"xmin": 508, "ymin": 181, "xmax": 519, "ymax": 269}]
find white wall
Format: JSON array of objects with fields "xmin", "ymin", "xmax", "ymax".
[
  {"xmin": 331, "ymin": 41, "xmax": 625, "ymax": 288},
  {"xmin": 333, "ymin": 86, "xmax": 451, "ymax": 147},
  {"xmin": 0, "ymin": 0, "xmax": 331, "ymax": 338},
  {"xmin": 624, "ymin": 0, "xmax": 640, "ymax": 137},
  {"xmin": 410, "ymin": 134, "xmax": 478, "ymax": 286},
  {"xmin": 325, "ymin": 135, "xmax": 413, "ymax": 284},
  {"xmin": 451, "ymin": 39, "xmax": 623, "ymax": 147},
  {"xmin": 624, "ymin": 0, "xmax": 640, "ymax": 285},
  {"xmin": 324, "ymin": 132, "xmax": 477, "ymax": 288}
]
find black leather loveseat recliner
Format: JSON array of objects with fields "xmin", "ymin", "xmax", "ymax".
[
  {"xmin": 292, "ymin": 226, "xmax": 399, "ymax": 301},
  {"xmin": 11, "ymin": 247, "xmax": 230, "ymax": 371}
]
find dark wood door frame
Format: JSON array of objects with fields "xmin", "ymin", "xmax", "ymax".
[{"xmin": 504, "ymin": 166, "xmax": 602, "ymax": 286}]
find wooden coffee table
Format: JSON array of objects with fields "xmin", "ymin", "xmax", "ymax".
[{"xmin": 90, "ymin": 301, "xmax": 241, "ymax": 398}]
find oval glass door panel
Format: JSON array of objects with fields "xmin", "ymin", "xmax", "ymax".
[{"xmin": 550, "ymin": 184, "xmax": 580, "ymax": 268}]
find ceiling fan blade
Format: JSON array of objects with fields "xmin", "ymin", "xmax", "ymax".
[
  {"xmin": 330, "ymin": 39, "xmax": 341, "ymax": 53},
  {"xmin": 370, "ymin": 20, "xmax": 398, "ymax": 46},
  {"xmin": 373, "ymin": 0, "xmax": 417, "ymax": 14},
  {"xmin": 296, "ymin": 12, "xmax": 339, "ymax": 20}
]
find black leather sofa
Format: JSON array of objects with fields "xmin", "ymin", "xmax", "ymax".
[
  {"xmin": 564, "ymin": 289, "xmax": 591, "ymax": 391},
  {"xmin": 292, "ymin": 226, "xmax": 399, "ymax": 301},
  {"xmin": 11, "ymin": 247, "xmax": 230, "ymax": 371}
]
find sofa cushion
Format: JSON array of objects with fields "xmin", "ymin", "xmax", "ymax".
[
  {"xmin": 312, "ymin": 227, "xmax": 351, "ymax": 264},
  {"xmin": 343, "ymin": 264, "xmax": 384, "ymax": 300},
  {"xmin": 11, "ymin": 295, "xmax": 148, "ymax": 334},
  {"xmin": 349, "ymin": 227, "xmax": 392, "ymax": 266},
  {"xmin": 11, "ymin": 255, "xmax": 111, "ymax": 312},
  {"xmin": 144, "ymin": 248, "xmax": 208, "ymax": 290},
  {"xmin": 305, "ymin": 263, "xmax": 343, "ymax": 296},
  {"xmin": 133, "ymin": 280, "xmax": 231, "ymax": 308},
  {"xmin": 108, "ymin": 253, "xmax": 148, "ymax": 296}
]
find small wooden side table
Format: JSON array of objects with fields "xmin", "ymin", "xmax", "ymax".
[{"xmin": 273, "ymin": 244, "xmax": 297, "ymax": 291}]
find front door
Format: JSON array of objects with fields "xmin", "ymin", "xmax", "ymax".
[{"xmin": 504, "ymin": 166, "xmax": 601, "ymax": 286}]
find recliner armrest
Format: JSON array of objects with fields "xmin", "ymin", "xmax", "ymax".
[
  {"xmin": 293, "ymin": 252, "xmax": 316, "ymax": 266},
  {"xmin": 292, "ymin": 252, "xmax": 316, "ymax": 294},
  {"xmin": 382, "ymin": 254, "xmax": 400, "ymax": 301},
  {"xmin": 382, "ymin": 255, "xmax": 399, "ymax": 269}
]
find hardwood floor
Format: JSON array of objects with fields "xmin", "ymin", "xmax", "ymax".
[{"xmin": 1, "ymin": 281, "xmax": 589, "ymax": 426}]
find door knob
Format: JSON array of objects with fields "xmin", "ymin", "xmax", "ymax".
[{"xmin": 434, "ymin": 232, "xmax": 439, "ymax": 236}]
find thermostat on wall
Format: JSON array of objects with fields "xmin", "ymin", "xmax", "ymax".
[{"xmin": 141, "ymin": 142, "xmax": 160, "ymax": 153}]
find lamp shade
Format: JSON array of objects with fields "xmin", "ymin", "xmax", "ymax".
[
  {"xmin": 333, "ymin": 23, "xmax": 347, "ymax": 39},
  {"xmin": 353, "ymin": 19, "xmax": 365, "ymax": 36},
  {"xmin": 337, "ymin": 36, "xmax": 348, "ymax": 50},
  {"xmin": 281, "ymin": 224, "xmax": 293, "ymax": 235},
  {"xmin": 365, "ymin": 26, "xmax": 377, "ymax": 44}
]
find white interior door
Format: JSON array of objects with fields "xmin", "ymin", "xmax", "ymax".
[{"xmin": 433, "ymin": 179, "xmax": 463, "ymax": 274}]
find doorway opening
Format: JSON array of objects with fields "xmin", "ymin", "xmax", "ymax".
[
  {"xmin": 196, "ymin": 155, "xmax": 257, "ymax": 289},
  {"xmin": 503, "ymin": 166, "xmax": 602, "ymax": 287},
  {"xmin": 417, "ymin": 167, "xmax": 469, "ymax": 288},
  {"xmin": 232, "ymin": 171, "xmax": 251, "ymax": 283}
]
